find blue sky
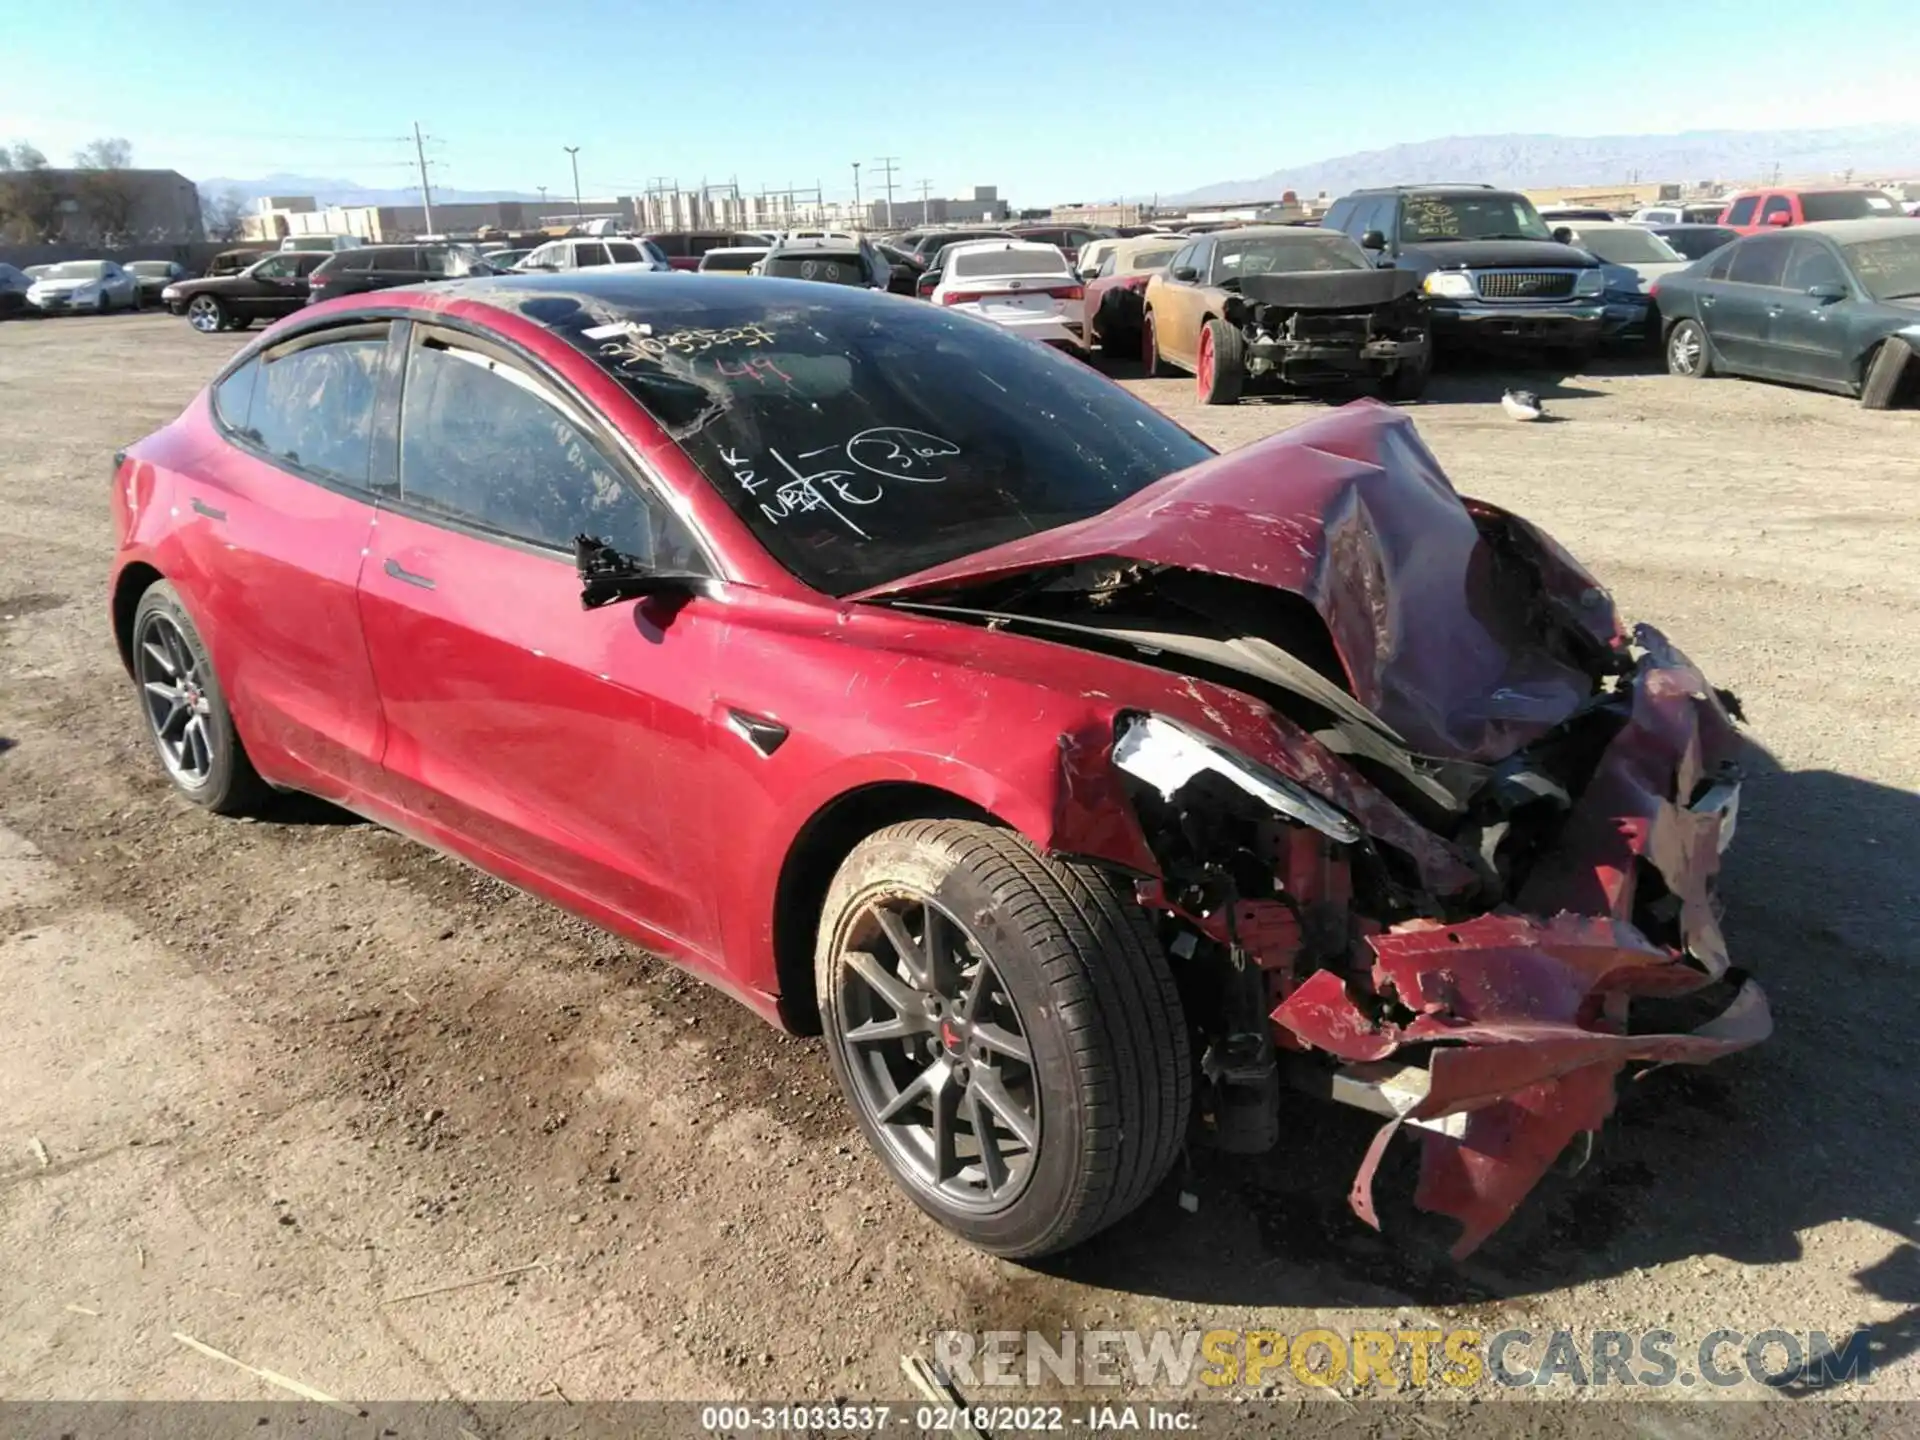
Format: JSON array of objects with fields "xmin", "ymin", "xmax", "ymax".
[{"xmin": 5, "ymin": 0, "xmax": 1916, "ymax": 204}]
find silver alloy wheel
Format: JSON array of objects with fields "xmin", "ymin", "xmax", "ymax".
[
  {"xmin": 833, "ymin": 892, "xmax": 1040, "ymax": 1213},
  {"xmin": 135, "ymin": 612, "xmax": 216, "ymax": 787},
  {"xmin": 187, "ymin": 296, "xmax": 222, "ymax": 333},
  {"xmin": 1669, "ymin": 324, "xmax": 1702, "ymax": 376}
]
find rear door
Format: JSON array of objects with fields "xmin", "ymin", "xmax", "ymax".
[
  {"xmin": 234, "ymin": 252, "xmax": 309, "ymax": 316},
  {"xmin": 1712, "ymin": 235, "xmax": 1791, "ymax": 370},
  {"xmin": 171, "ymin": 325, "xmax": 390, "ymax": 797},
  {"xmin": 355, "ymin": 323, "xmax": 726, "ymax": 960},
  {"xmin": 1764, "ymin": 236, "xmax": 1855, "ymax": 388}
]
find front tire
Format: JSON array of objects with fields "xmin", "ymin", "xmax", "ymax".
[
  {"xmin": 1860, "ymin": 338, "xmax": 1914, "ymax": 410},
  {"xmin": 1666, "ymin": 319, "xmax": 1713, "ymax": 378},
  {"xmin": 187, "ymin": 295, "xmax": 229, "ymax": 333},
  {"xmin": 130, "ymin": 581, "xmax": 269, "ymax": 815},
  {"xmin": 817, "ymin": 820, "xmax": 1191, "ymax": 1258},
  {"xmin": 1197, "ymin": 318, "xmax": 1244, "ymax": 405}
]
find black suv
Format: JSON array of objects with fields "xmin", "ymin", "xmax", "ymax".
[
  {"xmin": 306, "ymin": 244, "xmax": 498, "ymax": 304},
  {"xmin": 1322, "ymin": 185, "xmax": 1606, "ymax": 360}
]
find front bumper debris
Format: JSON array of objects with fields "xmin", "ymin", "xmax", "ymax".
[{"xmin": 1270, "ymin": 625, "xmax": 1769, "ymax": 1257}]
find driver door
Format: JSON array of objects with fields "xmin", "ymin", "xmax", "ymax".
[
  {"xmin": 1156, "ymin": 239, "xmax": 1211, "ymax": 367},
  {"xmin": 355, "ymin": 322, "xmax": 727, "ymax": 962}
]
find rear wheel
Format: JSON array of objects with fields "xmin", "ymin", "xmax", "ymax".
[
  {"xmin": 817, "ymin": 820, "xmax": 1191, "ymax": 1258},
  {"xmin": 1666, "ymin": 319, "xmax": 1712, "ymax": 378},
  {"xmin": 186, "ymin": 295, "xmax": 229, "ymax": 333},
  {"xmin": 1196, "ymin": 318, "xmax": 1244, "ymax": 405},
  {"xmin": 130, "ymin": 581, "xmax": 269, "ymax": 815},
  {"xmin": 1141, "ymin": 309, "xmax": 1164, "ymax": 377}
]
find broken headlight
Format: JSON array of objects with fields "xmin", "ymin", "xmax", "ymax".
[{"xmin": 1112, "ymin": 713, "xmax": 1360, "ymax": 845}]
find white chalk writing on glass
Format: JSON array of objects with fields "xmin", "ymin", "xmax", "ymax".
[
  {"xmin": 846, "ymin": 427, "xmax": 962, "ymax": 482},
  {"xmin": 720, "ymin": 446, "xmax": 877, "ymax": 538}
]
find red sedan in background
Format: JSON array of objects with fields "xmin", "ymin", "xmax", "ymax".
[
  {"xmin": 110, "ymin": 272, "xmax": 1767, "ymax": 1260},
  {"xmin": 1080, "ymin": 234, "xmax": 1186, "ymax": 355}
]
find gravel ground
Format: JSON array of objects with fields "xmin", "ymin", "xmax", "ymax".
[{"xmin": 1, "ymin": 311, "xmax": 1916, "ymax": 1409}]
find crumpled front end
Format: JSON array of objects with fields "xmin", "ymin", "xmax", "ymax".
[{"xmin": 1255, "ymin": 629, "xmax": 1766, "ymax": 1256}]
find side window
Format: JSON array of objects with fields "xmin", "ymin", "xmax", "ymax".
[
  {"xmin": 575, "ymin": 243, "xmax": 610, "ymax": 268},
  {"xmin": 245, "ymin": 335, "xmax": 387, "ymax": 487},
  {"xmin": 1728, "ymin": 236, "xmax": 1789, "ymax": 288},
  {"xmin": 1189, "ymin": 240, "xmax": 1214, "ymax": 281},
  {"xmin": 1359, "ymin": 197, "xmax": 1393, "ymax": 240},
  {"xmin": 1169, "ymin": 242, "xmax": 1199, "ymax": 277},
  {"xmin": 419, "ymin": 246, "xmax": 456, "ymax": 276},
  {"xmin": 397, "ymin": 338, "xmax": 702, "ymax": 567},
  {"xmin": 1706, "ymin": 245, "xmax": 1738, "ymax": 281},
  {"xmin": 1725, "ymin": 196, "xmax": 1758, "ymax": 226},
  {"xmin": 606, "ymin": 242, "xmax": 643, "ymax": 264},
  {"xmin": 213, "ymin": 358, "xmax": 259, "ymax": 432},
  {"xmin": 1759, "ymin": 195, "xmax": 1792, "ymax": 225},
  {"xmin": 295, "ymin": 254, "xmax": 327, "ymax": 276},
  {"xmin": 1784, "ymin": 239, "xmax": 1846, "ymax": 292},
  {"xmin": 1324, "ymin": 198, "xmax": 1355, "ymax": 233},
  {"xmin": 253, "ymin": 255, "xmax": 294, "ymax": 279}
]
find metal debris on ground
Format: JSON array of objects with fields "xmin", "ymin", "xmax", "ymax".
[
  {"xmin": 29, "ymin": 1136, "xmax": 50, "ymax": 1168},
  {"xmin": 172, "ymin": 1331, "xmax": 359, "ymax": 1413},
  {"xmin": 381, "ymin": 1261, "xmax": 549, "ymax": 1306},
  {"xmin": 902, "ymin": 1353, "xmax": 990, "ymax": 1440}
]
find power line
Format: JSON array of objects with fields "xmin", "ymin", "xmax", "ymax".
[{"xmin": 872, "ymin": 156, "xmax": 900, "ymax": 228}]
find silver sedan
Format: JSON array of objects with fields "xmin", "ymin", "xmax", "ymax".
[{"xmin": 25, "ymin": 260, "xmax": 142, "ymax": 314}]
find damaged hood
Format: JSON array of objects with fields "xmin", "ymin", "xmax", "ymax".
[{"xmin": 853, "ymin": 401, "xmax": 1624, "ymax": 763}]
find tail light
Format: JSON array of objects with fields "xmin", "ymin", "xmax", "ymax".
[
  {"xmin": 1648, "ymin": 280, "xmax": 1661, "ymax": 298},
  {"xmin": 1046, "ymin": 284, "xmax": 1084, "ymax": 302},
  {"xmin": 942, "ymin": 284, "xmax": 1084, "ymax": 306},
  {"xmin": 940, "ymin": 289, "xmax": 985, "ymax": 306}
]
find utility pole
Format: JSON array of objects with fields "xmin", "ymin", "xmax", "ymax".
[
  {"xmin": 564, "ymin": 145, "xmax": 583, "ymax": 221},
  {"xmin": 917, "ymin": 178, "xmax": 932, "ymax": 223},
  {"xmin": 873, "ymin": 156, "xmax": 900, "ymax": 228},
  {"xmin": 412, "ymin": 121, "xmax": 435, "ymax": 236},
  {"xmin": 851, "ymin": 162, "xmax": 861, "ymax": 226}
]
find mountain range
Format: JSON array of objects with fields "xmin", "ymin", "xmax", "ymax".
[
  {"xmin": 198, "ymin": 173, "xmax": 543, "ymax": 207},
  {"xmin": 1165, "ymin": 123, "xmax": 1920, "ymax": 204}
]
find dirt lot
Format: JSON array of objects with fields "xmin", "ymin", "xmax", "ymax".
[{"xmin": 2, "ymin": 311, "xmax": 1917, "ymax": 1409}]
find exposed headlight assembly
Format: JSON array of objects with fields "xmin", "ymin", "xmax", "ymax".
[
  {"xmin": 1112, "ymin": 712, "xmax": 1360, "ymax": 844},
  {"xmin": 1574, "ymin": 268, "xmax": 1607, "ymax": 296}
]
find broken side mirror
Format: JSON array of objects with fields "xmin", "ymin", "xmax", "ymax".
[
  {"xmin": 1360, "ymin": 229, "xmax": 1387, "ymax": 251},
  {"xmin": 1552, "ymin": 226, "xmax": 1575, "ymax": 244},
  {"xmin": 1172, "ymin": 265, "xmax": 1198, "ymax": 282},
  {"xmin": 1807, "ymin": 282, "xmax": 1847, "ymax": 303},
  {"xmin": 575, "ymin": 535, "xmax": 710, "ymax": 610}
]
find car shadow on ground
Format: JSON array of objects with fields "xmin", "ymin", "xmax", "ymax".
[{"xmin": 1035, "ymin": 747, "xmax": 1920, "ymax": 1379}]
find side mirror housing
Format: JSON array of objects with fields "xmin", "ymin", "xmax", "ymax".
[
  {"xmin": 1765, "ymin": 211, "xmax": 1792, "ymax": 227},
  {"xmin": 1807, "ymin": 282, "xmax": 1847, "ymax": 303},
  {"xmin": 1171, "ymin": 265, "xmax": 1198, "ymax": 282},
  {"xmin": 575, "ymin": 536, "xmax": 709, "ymax": 610},
  {"xmin": 1360, "ymin": 229, "xmax": 1387, "ymax": 251},
  {"xmin": 1552, "ymin": 226, "xmax": 1575, "ymax": 244}
]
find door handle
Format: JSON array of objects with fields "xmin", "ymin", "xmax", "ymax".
[
  {"xmin": 384, "ymin": 557, "xmax": 436, "ymax": 590},
  {"xmin": 190, "ymin": 497, "xmax": 226, "ymax": 521}
]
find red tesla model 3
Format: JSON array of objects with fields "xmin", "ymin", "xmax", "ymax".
[{"xmin": 110, "ymin": 273, "xmax": 1766, "ymax": 1259}]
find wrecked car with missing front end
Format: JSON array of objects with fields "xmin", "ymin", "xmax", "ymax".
[
  {"xmin": 859, "ymin": 401, "xmax": 1767, "ymax": 1259},
  {"xmin": 1143, "ymin": 227, "xmax": 1433, "ymax": 404}
]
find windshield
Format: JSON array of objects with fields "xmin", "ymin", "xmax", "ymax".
[
  {"xmin": 522, "ymin": 287, "xmax": 1212, "ymax": 594},
  {"xmin": 1842, "ymin": 235, "xmax": 1920, "ymax": 300},
  {"xmin": 1213, "ymin": 234, "xmax": 1366, "ymax": 280},
  {"xmin": 42, "ymin": 262, "xmax": 108, "ymax": 280},
  {"xmin": 1800, "ymin": 191, "xmax": 1899, "ymax": 222},
  {"xmin": 1571, "ymin": 228, "xmax": 1681, "ymax": 264},
  {"xmin": 702, "ymin": 250, "xmax": 766, "ymax": 272},
  {"xmin": 1658, "ymin": 227, "xmax": 1738, "ymax": 260},
  {"xmin": 761, "ymin": 253, "xmax": 868, "ymax": 284},
  {"xmin": 1401, "ymin": 193, "xmax": 1553, "ymax": 243}
]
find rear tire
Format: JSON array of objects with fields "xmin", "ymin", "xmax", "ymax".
[
  {"xmin": 129, "ymin": 581, "xmax": 270, "ymax": 816},
  {"xmin": 1860, "ymin": 338, "xmax": 1914, "ymax": 410},
  {"xmin": 1666, "ymin": 319, "xmax": 1713, "ymax": 379},
  {"xmin": 1197, "ymin": 318, "xmax": 1244, "ymax": 405},
  {"xmin": 816, "ymin": 820, "xmax": 1191, "ymax": 1258},
  {"xmin": 1141, "ymin": 309, "xmax": 1166, "ymax": 377}
]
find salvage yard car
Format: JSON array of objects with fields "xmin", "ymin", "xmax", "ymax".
[
  {"xmin": 26, "ymin": 259, "xmax": 141, "ymax": 314},
  {"xmin": 1142, "ymin": 227, "xmax": 1431, "ymax": 402},
  {"xmin": 1083, "ymin": 234, "xmax": 1185, "ymax": 355},
  {"xmin": 1656, "ymin": 220, "xmax": 1920, "ymax": 408},
  {"xmin": 109, "ymin": 272, "xmax": 1768, "ymax": 1262},
  {"xmin": 162, "ymin": 250, "xmax": 330, "ymax": 332},
  {"xmin": 930, "ymin": 239, "xmax": 1085, "ymax": 347},
  {"xmin": 1548, "ymin": 220, "xmax": 1689, "ymax": 345},
  {"xmin": 1322, "ymin": 184, "xmax": 1606, "ymax": 362}
]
